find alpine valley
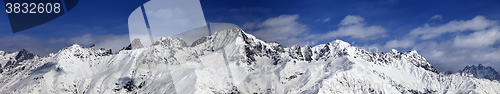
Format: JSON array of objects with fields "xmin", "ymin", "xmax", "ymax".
[{"xmin": 0, "ymin": 28, "xmax": 499, "ymax": 94}]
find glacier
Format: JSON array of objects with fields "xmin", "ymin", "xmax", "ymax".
[{"xmin": 0, "ymin": 28, "xmax": 499, "ymax": 94}]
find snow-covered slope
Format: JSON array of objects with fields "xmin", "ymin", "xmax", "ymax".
[
  {"xmin": 0, "ymin": 28, "xmax": 499, "ymax": 94},
  {"xmin": 459, "ymin": 64, "xmax": 500, "ymax": 81}
]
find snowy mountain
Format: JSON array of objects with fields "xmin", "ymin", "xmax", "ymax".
[
  {"xmin": 1, "ymin": 28, "xmax": 499, "ymax": 94},
  {"xmin": 121, "ymin": 38, "xmax": 145, "ymax": 50},
  {"xmin": 459, "ymin": 64, "xmax": 500, "ymax": 81},
  {"xmin": 0, "ymin": 49, "xmax": 39, "ymax": 74}
]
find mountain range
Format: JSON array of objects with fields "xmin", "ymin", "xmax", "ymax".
[{"xmin": 0, "ymin": 28, "xmax": 499, "ymax": 93}]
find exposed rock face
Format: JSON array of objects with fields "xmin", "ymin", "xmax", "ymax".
[
  {"xmin": 122, "ymin": 38, "xmax": 145, "ymax": 50},
  {"xmin": 460, "ymin": 64, "xmax": 500, "ymax": 81},
  {"xmin": 2, "ymin": 49, "xmax": 36, "ymax": 69}
]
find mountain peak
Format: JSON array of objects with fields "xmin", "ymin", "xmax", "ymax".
[
  {"xmin": 0, "ymin": 50, "xmax": 5, "ymax": 56},
  {"xmin": 460, "ymin": 64, "xmax": 500, "ymax": 81},
  {"xmin": 20, "ymin": 49, "xmax": 27, "ymax": 52},
  {"xmin": 332, "ymin": 39, "xmax": 351, "ymax": 48},
  {"xmin": 390, "ymin": 49, "xmax": 398, "ymax": 53},
  {"xmin": 154, "ymin": 37, "xmax": 187, "ymax": 47},
  {"xmin": 1, "ymin": 49, "xmax": 36, "ymax": 69},
  {"xmin": 15, "ymin": 49, "xmax": 35, "ymax": 62},
  {"xmin": 122, "ymin": 38, "xmax": 144, "ymax": 50},
  {"xmin": 131, "ymin": 38, "xmax": 144, "ymax": 48},
  {"xmin": 70, "ymin": 44, "xmax": 82, "ymax": 48},
  {"xmin": 60, "ymin": 44, "xmax": 86, "ymax": 53},
  {"xmin": 409, "ymin": 50, "xmax": 418, "ymax": 54}
]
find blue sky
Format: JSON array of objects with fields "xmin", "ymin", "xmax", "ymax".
[{"xmin": 0, "ymin": 0, "xmax": 499, "ymax": 71}]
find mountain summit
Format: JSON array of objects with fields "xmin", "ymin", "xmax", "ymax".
[
  {"xmin": 0, "ymin": 28, "xmax": 499, "ymax": 93},
  {"xmin": 460, "ymin": 64, "xmax": 500, "ymax": 81},
  {"xmin": 121, "ymin": 38, "xmax": 145, "ymax": 50}
]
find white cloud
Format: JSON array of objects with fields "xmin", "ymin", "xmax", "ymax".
[
  {"xmin": 247, "ymin": 14, "xmax": 309, "ymax": 46},
  {"xmin": 0, "ymin": 35, "xmax": 51, "ymax": 55},
  {"xmin": 428, "ymin": 50, "xmax": 445, "ymax": 57},
  {"xmin": 0, "ymin": 34, "xmax": 129, "ymax": 56},
  {"xmin": 414, "ymin": 16, "xmax": 500, "ymax": 71},
  {"xmin": 362, "ymin": 15, "xmax": 500, "ymax": 71},
  {"xmin": 326, "ymin": 24, "xmax": 386, "ymax": 39},
  {"xmin": 242, "ymin": 22, "xmax": 257, "ymax": 30},
  {"xmin": 323, "ymin": 18, "xmax": 331, "ymax": 23},
  {"xmin": 148, "ymin": 8, "xmax": 185, "ymax": 20},
  {"xmin": 135, "ymin": 0, "xmax": 207, "ymax": 45},
  {"xmin": 411, "ymin": 40, "xmax": 500, "ymax": 71},
  {"xmin": 453, "ymin": 27, "xmax": 500, "ymax": 48},
  {"xmin": 430, "ymin": 15, "xmax": 443, "ymax": 21},
  {"xmin": 473, "ymin": 47, "xmax": 500, "ymax": 62},
  {"xmin": 318, "ymin": 15, "xmax": 387, "ymax": 40},
  {"xmin": 410, "ymin": 15, "xmax": 497, "ymax": 40},
  {"xmin": 384, "ymin": 39, "xmax": 414, "ymax": 48},
  {"xmin": 246, "ymin": 15, "xmax": 500, "ymax": 71},
  {"xmin": 245, "ymin": 15, "xmax": 387, "ymax": 46},
  {"xmin": 340, "ymin": 15, "xmax": 365, "ymax": 25},
  {"xmin": 49, "ymin": 34, "xmax": 130, "ymax": 53}
]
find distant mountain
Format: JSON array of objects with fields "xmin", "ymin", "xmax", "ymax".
[
  {"xmin": 459, "ymin": 64, "xmax": 500, "ymax": 81},
  {"xmin": 121, "ymin": 38, "xmax": 145, "ymax": 50},
  {"xmin": 0, "ymin": 49, "xmax": 38, "ymax": 74},
  {"xmin": 0, "ymin": 28, "xmax": 499, "ymax": 93}
]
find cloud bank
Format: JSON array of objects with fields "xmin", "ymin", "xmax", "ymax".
[
  {"xmin": 377, "ymin": 15, "xmax": 500, "ymax": 71},
  {"xmin": 244, "ymin": 14, "xmax": 499, "ymax": 71},
  {"xmin": 243, "ymin": 14, "xmax": 309, "ymax": 46},
  {"xmin": 0, "ymin": 34, "xmax": 130, "ymax": 56},
  {"xmin": 244, "ymin": 15, "xmax": 387, "ymax": 46}
]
